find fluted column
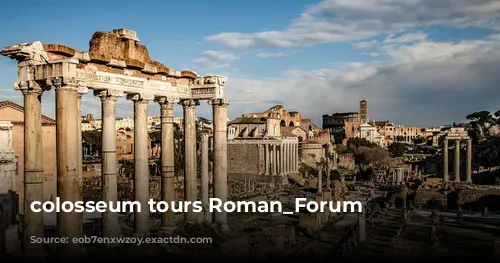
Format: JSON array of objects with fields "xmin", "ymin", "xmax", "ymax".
[
  {"xmin": 53, "ymin": 77, "xmax": 82, "ymax": 258},
  {"xmin": 96, "ymin": 89, "xmax": 122, "ymax": 240},
  {"xmin": 265, "ymin": 144, "xmax": 270, "ymax": 175},
  {"xmin": 455, "ymin": 140, "xmax": 460, "ymax": 182},
  {"xmin": 284, "ymin": 143, "xmax": 289, "ymax": 174},
  {"xmin": 128, "ymin": 93, "xmax": 152, "ymax": 236},
  {"xmin": 466, "ymin": 139, "xmax": 472, "ymax": 184},
  {"xmin": 272, "ymin": 144, "xmax": 277, "ymax": 175},
  {"xmin": 201, "ymin": 133, "xmax": 211, "ymax": 222},
  {"xmin": 77, "ymin": 86, "xmax": 87, "ymax": 191},
  {"xmin": 279, "ymin": 144, "xmax": 284, "ymax": 175},
  {"xmin": 443, "ymin": 139, "xmax": 449, "ymax": 182},
  {"xmin": 182, "ymin": 99, "xmax": 199, "ymax": 222},
  {"xmin": 157, "ymin": 97, "xmax": 178, "ymax": 233},
  {"xmin": 326, "ymin": 150, "xmax": 331, "ymax": 190},
  {"xmin": 18, "ymin": 81, "xmax": 45, "ymax": 258},
  {"xmin": 293, "ymin": 143, "xmax": 299, "ymax": 172},
  {"xmin": 208, "ymin": 98, "xmax": 229, "ymax": 231},
  {"xmin": 288, "ymin": 143, "xmax": 292, "ymax": 173}
]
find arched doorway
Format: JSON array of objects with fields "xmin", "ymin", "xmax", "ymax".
[
  {"xmin": 289, "ymin": 121, "xmax": 294, "ymax": 126},
  {"xmin": 280, "ymin": 120, "xmax": 286, "ymax": 126}
]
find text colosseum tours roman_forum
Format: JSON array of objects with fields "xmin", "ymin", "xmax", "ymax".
[{"xmin": 0, "ymin": 29, "xmax": 230, "ymax": 258}]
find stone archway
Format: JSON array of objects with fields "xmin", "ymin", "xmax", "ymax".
[
  {"xmin": 280, "ymin": 120, "xmax": 286, "ymax": 126},
  {"xmin": 289, "ymin": 121, "xmax": 294, "ymax": 126}
]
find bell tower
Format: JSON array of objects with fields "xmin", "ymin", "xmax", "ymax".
[{"xmin": 359, "ymin": 100, "xmax": 368, "ymax": 123}]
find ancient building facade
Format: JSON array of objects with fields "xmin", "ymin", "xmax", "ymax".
[
  {"xmin": 228, "ymin": 111, "xmax": 300, "ymax": 183},
  {"xmin": 0, "ymin": 101, "xmax": 57, "ymax": 205},
  {"xmin": 322, "ymin": 100, "xmax": 368, "ymax": 143},
  {"xmin": 355, "ymin": 122, "xmax": 385, "ymax": 147},
  {"xmin": 1, "ymin": 28, "xmax": 229, "ymax": 258},
  {"xmin": 242, "ymin": 105, "xmax": 320, "ymax": 134},
  {"xmin": 0, "ymin": 121, "xmax": 17, "ymax": 194}
]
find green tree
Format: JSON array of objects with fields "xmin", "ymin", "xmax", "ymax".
[
  {"xmin": 388, "ymin": 142, "xmax": 407, "ymax": 157},
  {"xmin": 466, "ymin": 110, "xmax": 494, "ymax": 142},
  {"xmin": 150, "ymin": 130, "xmax": 161, "ymax": 142},
  {"xmin": 82, "ymin": 130, "xmax": 102, "ymax": 155},
  {"xmin": 413, "ymin": 136, "xmax": 426, "ymax": 144},
  {"xmin": 346, "ymin": 137, "xmax": 376, "ymax": 148},
  {"xmin": 354, "ymin": 146, "xmax": 390, "ymax": 167}
]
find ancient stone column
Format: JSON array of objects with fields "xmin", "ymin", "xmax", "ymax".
[
  {"xmin": 201, "ymin": 133, "xmax": 211, "ymax": 222},
  {"xmin": 295, "ymin": 143, "xmax": 299, "ymax": 172},
  {"xmin": 333, "ymin": 151, "xmax": 338, "ymax": 169},
  {"xmin": 285, "ymin": 143, "xmax": 289, "ymax": 174},
  {"xmin": 18, "ymin": 81, "xmax": 45, "ymax": 258},
  {"xmin": 77, "ymin": 86, "xmax": 87, "ymax": 188},
  {"xmin": 209, "ymin": 99, "xmax": 230, "ymax": 231},
  {"xmin": 318, "ymin": 167, "xmax": 323, "ymax": 192},
  {"xmin": 326, "ymin": 150, "xmax": 331, "ymax": 190},
  {"xmin": 182, "ymin": 99, "xmax": 199, "ymax": 223},
  {"xmin": 454, "ymin": 140, "xmax": 460, "ymax": 182},
  {"xmin": 53, "ymin": 77, "xmax": 82, "ymax": 258},
  {"xmin": 128, "ymin": 93, "xmax": 152, "ymax": 236},
  {"xmin": 272, "ymin": 144, "xmax": 277, "ymax": 175},
  {"xmin": 466, "ymin": 139, "xmax": 472, "ymax": 184},
  {"xmin": 265, "ymin": 144, "xmax": 270, "ymax": 175},
  {"xmin": 158, "ymin": 97, "xmax": 178, "ymax": 233},
  {"xmin": 288, "ymin": 143, "xmax": 292, "ymax": 173},
  {"xmin": 443, "ymin": 139, "xmax": 449, "ymax": 182},
  {"xmin": 96, "ymin": 89, "xmax": 121, "ymax": 240},
  {"xmin": 279, "ymin": 144, "xmax": 284, "ymax": 175},
  {"xmin": 358, "ymin": 205, "xmax": 366, "ymax": 242}
]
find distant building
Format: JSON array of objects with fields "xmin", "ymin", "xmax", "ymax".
[
  {"xmin": 227, "ymin": 109, "xmax": 300, "ymax": 184},
  {"xmin": 0, "ymin": 100, "xmax": 57, "ymax": 208},
  {"xmin": 322, "ymin": 100, "xmax": 368, "ymax": 144},
  {"xmin": 355, "ymin": 122, "xmax": 385, "ymax": 147}
]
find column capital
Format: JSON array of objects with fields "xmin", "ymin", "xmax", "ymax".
[
  {"xmin": 180, "ymin": 99, "xmax": 200, "ymax": 107},
  {"xmin": 94, "ymin": 89, "xmax": 124, "ymax": 100},
  {"xmin": 48, "ymin": 77, "xmax": 80, "ymax": 90},
  {"xmin": 127, "ymin": 92, "xmax": 154, "ymax": 102},
  {"xmin": 156, "ymin": 96, "xmax": 180, "ymax": 105},
  {"xmin": 77, "ymin": 83, "xmax": 89, "ymax": 99},
  {"xmin": 201, "ymin": 133, "xmax": 210, "ymax": 142},
  {"xmin": 208, "ymin": 98, "xmax": 230, "ymax": 107},
  {"xmin": 14, "ymin": 80, "xmax": 46, "ymax": 95}
]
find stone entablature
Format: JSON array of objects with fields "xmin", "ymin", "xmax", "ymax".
[
  {"xmin": 0, "ymin": 29, "xmax": 226, "ymax": 101},
  {"xmin": 1, "ymin": 29, "xmax": 230, "ymax": 258}
]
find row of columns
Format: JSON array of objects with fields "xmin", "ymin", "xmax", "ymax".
[
  {"xmin": 263, "ymin": 142, "xmax": 298, "ymax": 175},
  {"xmin": 20, "ymin": 77, "xmax": 230, "ymax": 259},
  {"xmin": 443, "ymin": 139, "xmax": 472, "ymax": 183}
]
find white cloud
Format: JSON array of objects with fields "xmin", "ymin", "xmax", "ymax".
[
  {"xmin": 487, "ymin": 33, "xmax": 500, "ymax": 40},
  {"xmin": 206, "ymin": 0, "xmax": 500, "ymax": 50},
  {"xmin": 383, "ymin": 31, "xmax": 427, "ymax": 44},
  {"xmin": 256, "ymin": 52, "xmax": 286, "ymax": 58},
  {"xmin": 353, "ymin": 40, "xmax": 378, "ymax": 49},
  {"xmin": 362, "ymin": 52, "xmax": 380, "ymax": 57},
  {"xmin": 382, "ymin": 38, "xmax": 499, "ymax": 62},
  {"xmin": 193, "ymin": 50, "xmax": 239, "ymax": 69},
  {"xmin": 222, "ymin": 36, "xmax": 500, "ymax": 127}
]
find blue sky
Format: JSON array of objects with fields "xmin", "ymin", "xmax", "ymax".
[{"xmin": 1, "ymin": 0, "xmax": 499, "ymax": 127}]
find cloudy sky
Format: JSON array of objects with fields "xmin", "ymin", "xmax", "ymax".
[{"xmin": 0, "ymin": 0, "xmax": 499, "ymax": 127}]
